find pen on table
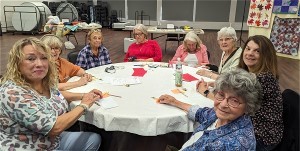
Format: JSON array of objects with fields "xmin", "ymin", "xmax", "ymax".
[
  {"xmin": 94, "ymin": 101, "xmax": 101, "ymax": 106},
  {"xmin": 104, "ymin": 92, "xmax": 122, "ymax": 98},
  {"xmin": 92, "ymin": 76, "xmax": 102, "ymax": 80},
  {"xmin": 179, "ymin": 89, "xmax": 188, "ymax": 97},
  {"xmin": 133, "ymin": 64, "xmax": 144, "ymax": 66},
  {"xmin": 109, "ymin": 94, "xmax": 122, "ymax": 98}
]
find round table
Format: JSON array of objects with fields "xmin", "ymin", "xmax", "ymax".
[{"xmin": 68, "ymin": 62, "xmax": 214, "ymax": 136}]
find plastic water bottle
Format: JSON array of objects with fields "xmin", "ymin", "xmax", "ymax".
[{"xmin": 175, "ymin": 58, "xmax": 183, "ymax": 87}]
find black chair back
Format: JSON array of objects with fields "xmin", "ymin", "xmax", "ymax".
[
  {"xmin": 67, "ymin": 50, "xmax": 79, "ymax": 64},
  {"xmin": 273, "ymin": 89, "xmax": 299, "ymax": 151}
]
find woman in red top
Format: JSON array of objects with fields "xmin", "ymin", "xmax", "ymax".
[{"xmin": 124, "ymin": 24, "xmax": 162, "ymax": 62}]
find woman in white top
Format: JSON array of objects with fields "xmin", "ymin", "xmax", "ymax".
[{"xmin": 196, "ymin": 27, "xmax": 242, "ymax": 80}]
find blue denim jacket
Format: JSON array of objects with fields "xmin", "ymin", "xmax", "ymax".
[{"xmin": 182, "ymin": 106, "xmax": 256, "ymax": 151}]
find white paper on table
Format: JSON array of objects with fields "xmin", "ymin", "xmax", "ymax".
[
  {"xmin": 110, "ymin": 77, "xmax": 141, "ymax": 86},
  {"xmin": 98, "ymin": 97, "xmax": 119, "ymax": 109}
]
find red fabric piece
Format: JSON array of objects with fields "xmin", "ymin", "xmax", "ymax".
[
  {"xmin": 182, "ymin": 73, "xmax": 198, "ymax": 82},
  {"xmin": 132, "ymin": 68, "xmax": 147, "ymax": 77}
]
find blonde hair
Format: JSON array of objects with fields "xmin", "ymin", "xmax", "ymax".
[
  {"xmin": 217, "ymin": 27, "xmax": 238, "ymax": 41},
  {"xmin": 40, "ymin": 34, "xmax": 64, "ymax": 54},
  {"xmin": 87, "ymin": 28, "xmax": 103, "ymax": 41},
  {"xmin": 183, "ymin": 31, "xmax": 202, "ymax": 51},
  {"xmin": 0, "ymin": 37, "xmax": 58, "ymax": 89},
  {"xmin": 133, "ymin": 24, "xmax": 148, "ymax": 39}
]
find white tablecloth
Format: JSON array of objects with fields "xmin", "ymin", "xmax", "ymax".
[{"xmin": 68, "ymin": 62, "xmax": 214, "ymax": 136}]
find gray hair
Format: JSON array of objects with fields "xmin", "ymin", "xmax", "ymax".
[
  {"xmin": 133, "ymin": 24, "xmax": 148, "ymax": 39},
  {"xmin": 217, "ymin": 27, "xmax": 237, "ymax": 41},
  {"xmin": 183, "ymin": 31, "xmax": 202, "ymax": 50},
  {"xmin": 213, "ymin": 68, "xmax": 262, "ymax": 115}
]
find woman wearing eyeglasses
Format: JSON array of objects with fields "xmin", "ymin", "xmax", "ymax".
[
  {"xmin": 159, "ymin": 69, "xmax": 262, "ymax": 150},
  {"xmin": 196, "ymin": 27, "xmax": 242, "ymax": 80},
  {"xmin": 41, "ymin": 35, "xmax": 92, "ymax": 92},
  {"xmin": 124, "ymin": 24, "xmax": 162, "ymax": 62},
  {"xmin": 76, "ymin": 29, "xmax": 112, "ymax": 70}
]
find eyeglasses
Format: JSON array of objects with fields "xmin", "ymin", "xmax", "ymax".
[
  {"xmin": 133, "ymin": 33, "xmax": 144, "ymax": 37},
  {"xmin": 218, "ymin": 37, "xmax": 233, "ymax": 42},
  {"xmin": 214, "ymin": 91, "xmax": 242, "ymax": 108},
  {"xmin": 105, "ymin": 65, "xmax": 116, "ymax": 73},
  {"xmin": 51, "ymin": 47, "xmax": 61, "ymax": 51}
]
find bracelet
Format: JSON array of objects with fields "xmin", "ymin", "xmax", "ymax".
[
  {"xmin": 76, "ymin": 103, "xmax": 89, "ymax": 115},
  {"xmin": 203, "ymin": 89, "xmax": 209, "ymax": 97}
]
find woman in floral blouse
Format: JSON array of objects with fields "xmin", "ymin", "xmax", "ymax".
[{"xmin": 238, "ymin": 35, "xmax": 283, "ymax": 150}]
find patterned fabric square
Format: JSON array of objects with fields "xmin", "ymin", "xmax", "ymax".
[
  {"xmin": 270, "ymin": 16, "xmax": 300, "ymax": 56},
  {"xmin": 247, "ymin": 0, "xmax": 274, "ymax": 28},
  {"xmin": 273, "ymin": 0, "xmax": 299, "ymax": 14}
]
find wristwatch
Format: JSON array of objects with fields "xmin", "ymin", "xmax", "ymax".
[
  {"xmin": 76, "ymin": 103, "xmax": 89, "ymax": 115},
  {"xmin": 203, "ymin": 89, "xmax": 209, "ymax": 97}
]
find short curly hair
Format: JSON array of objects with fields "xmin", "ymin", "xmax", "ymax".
[{"xmin": 213, "ymin": 68, "xmax": 262, "ymax": 115}]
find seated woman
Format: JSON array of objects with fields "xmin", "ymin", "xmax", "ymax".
[
  {"xmin": 41, "ymin": 34, "xmax": 92, "ymax": 91},
  {"xmin": 238, "ymin": 35, "xmax": 283, "ymax": 150},
  {"xmin": 171, "ymin": 31, "xmax": 209, "ymax": 67},
  {"xmin": 0, "ymin": 37, "xmax": 102, "ymax": 150},
  {"xmin": 197, "ymin": 35, "xmax": 283, "ymax": 150},
  {"xmin": 196, "ymin": 27, "xmax": 242, "ymax": 79},
  {"xmin": 159, "ymin": 69, "xmax": 262, "ymax": 150},
  {"xmin": 124, "ymin": 24, "xmax": 162, "ymax": 62},
  {"xmin": 76, "ymin": 29, "xmax": 112, "ymax": 70}
]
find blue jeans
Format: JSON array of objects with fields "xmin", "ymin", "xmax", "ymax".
[
  {"xmin": 256, "ymin": 140, "xmax": 277, "ymax": 151},
  {"xmin": 56, "ymin": 131, "xmax": 101, "ymax": 151}
]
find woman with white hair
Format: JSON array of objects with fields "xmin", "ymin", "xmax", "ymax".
[
  {"xmin": 160, "ymin": 68, "xmax": 262, "ymax": 150},
  {"xmin": 170, "ymin": 31, "xmax": 209, "ymax": 67},
  {"xmin": 124, "ymin": 24, "xmax": 162, "ymax": 62},
  {"xmin": 197, "ymin": 27, "xmax": 242, "ymax": 79}
]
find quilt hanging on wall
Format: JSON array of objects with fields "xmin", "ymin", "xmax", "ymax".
[
  {"xmin": 270, "ymin": 16, "xmax": 300, "ymax": 56},
  {"xmin": 247, "ymin": 0, "xmax": 274, "ymax": 28},
  {"xmin": 273, "ymin": 0, "xmax": 299, "ymax": 14}
]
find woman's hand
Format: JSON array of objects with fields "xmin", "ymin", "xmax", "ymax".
[
  {"xmin": 84, "ymin": 73, "xmax": 93, "ymax": 82},
  {"xmin": 78, "ymin": 74, "xmax": 92, "ymax": 86},
  {"xmin": 158, "ymin": 94, "xmax": 192, "ymax": 112},
  {"xmin": 196, "ymin": 69, "xmax": 208, "ymax": 76},
  {"xmin": 196, "ymin": 78, "xmax": 209, "ymax": 95},
  {"xmin": 158, "ymin": 94, "xmax": 177, "ymax": 106},
  {"xmin": 81, "ymin": 89, "xmax": 103, "ymax": 107}
]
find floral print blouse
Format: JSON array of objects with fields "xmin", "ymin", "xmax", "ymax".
[{"xmin": 251, "ymin": 72, "xmax": 283, "ymax": 145}]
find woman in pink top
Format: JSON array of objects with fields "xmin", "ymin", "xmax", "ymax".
[
  {"xmin": 171, "ymin": 31, "xmax": 209, "ymax": 67},
  {"xmin": 124, "ymin": 24, "xmax": 162, "ymax": 62}
]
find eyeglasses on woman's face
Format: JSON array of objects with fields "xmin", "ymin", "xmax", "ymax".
[
  {"xmin": 51, "ymin": 47, "xmax": 61, "ymax": 51},
  {"xmin": 133, "ymin": 32, "xmax": 144, "ymax": 37},
  {"xmin": 218, "ymin": 37, "xmax": 233, "ymax": 42},
  {"xmin": 214, "ymin": 91, "xmax": 242, "ymax": 108}
]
